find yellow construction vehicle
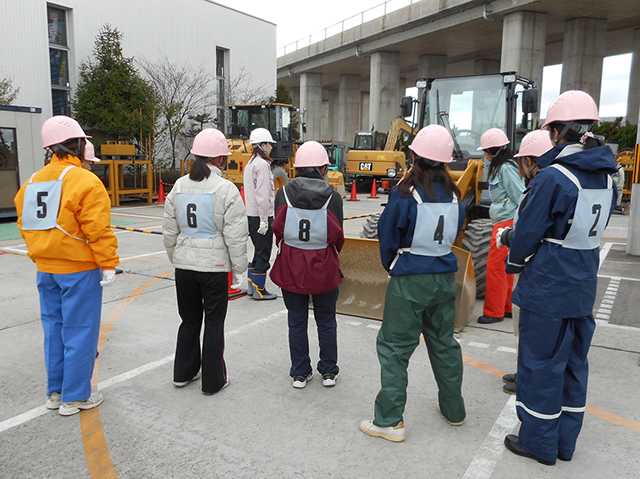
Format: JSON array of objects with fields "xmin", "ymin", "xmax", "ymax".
[
  {"xmin": 615, "ymin": 145, "xmax": 640, "ymax": 209},
  {"xmin": 339, "ymin": 72, "xmax": 538, "ymax": 330},
  {"xmin": 346, "ymin": 100, "xmax": 417, "ymax": 191},
  {"xmin": 224, "ymin": 103, "xmax": 344, "ymax": 194}
]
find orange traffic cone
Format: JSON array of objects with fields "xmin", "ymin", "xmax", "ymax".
[
  {"xmin": 228, "ymin": 271, "xmax": 245, "ymax": 300},
  {"xmin": 347, "ymin": 181, "xmax": 359, "ymax": 201},
  {"xmin": 240, "ymin": 185, "xmax": 245, "ymax": 204},
  {"xmin": 157, "ymin": 180, "xmax": 166, "ymax": 204},
  {"xmin": 368, "ymin": 179, "xmax": 379, "ymax": 199}
]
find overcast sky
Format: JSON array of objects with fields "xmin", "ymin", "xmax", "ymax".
[{"xmin": 214, "ymin": 0, "xmax": 632, "ymax": 119}]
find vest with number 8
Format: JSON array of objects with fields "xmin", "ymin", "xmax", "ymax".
[{"xmin": 282, "ymin": 186, "xmax": 329, "ymax": 250}]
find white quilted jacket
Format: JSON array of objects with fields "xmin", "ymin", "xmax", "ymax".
[{"xmin": 163, "ymin": 166, "xmax": 248, "ymax": 273}]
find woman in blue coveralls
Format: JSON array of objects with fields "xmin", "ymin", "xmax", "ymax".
[
  {"xmin": 359, "ymin": 125, "xmax": 466, "ymax": 443},
  {"xmin": 504, "ymin": 91, "xmax": 617, "ymax": 465}
]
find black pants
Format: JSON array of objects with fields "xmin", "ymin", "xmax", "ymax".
[
  {"xmin": 248, "ymin": 216, "xmax": 274, "ymax": 274},
  {"xmin": 174, "ymin": 269, "xmax": 228, "ymax": 394}
]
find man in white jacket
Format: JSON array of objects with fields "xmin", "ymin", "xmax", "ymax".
[{"xmin": 163, "ymin": 128, "xmax": 248, "ymax": 395}]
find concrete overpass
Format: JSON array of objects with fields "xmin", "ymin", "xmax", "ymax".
[{"xmin": 277, "ymin": 0, "xmax": 640, "ymax": 143}]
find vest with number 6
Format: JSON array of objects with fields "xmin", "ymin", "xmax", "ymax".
[
  {"xmin": 282, "ymin": 186, "xmax": 330, "ymax": 250},
  {"xmin": 544, "ymin": 164, "xmax": 613, "ymax": 250},
  {"xmin": 176, "ymin": 183, "xmax": 217, "ymax": 239},
  {"xmin": 21, "ymin": 165, "xmax": 86, "ymax": 242}
]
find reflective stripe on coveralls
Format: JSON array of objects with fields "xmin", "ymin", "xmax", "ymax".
[
  {"xmin": 543, "ymin": 164, "xmax": 613, "ymax": 250},
  {"xmin": 282, "ymin": 185, "xmax": 331, "ymax": 250},
  {"xmin": 22, "ymin": 165, "xmax": 87, "ymax": 242}
]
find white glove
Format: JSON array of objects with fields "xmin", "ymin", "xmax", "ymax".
[
  {"xmin": 100, "ymin": 269, "xmax": 116, "ymax": 287},
  {"xmin": 496, "ymin": 227, "xmax": 513, "ymax": 249},
  {"xmin": 231, "ymin": 272, "xmax": 244, "ymax": 290},
  {"xmin": 257, "ymin": 221, "xmax": 269, "ymax": 235}
]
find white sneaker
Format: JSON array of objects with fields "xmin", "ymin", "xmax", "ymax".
[
  {"xmin": 46, "ymin": 392, "xmax": 61, "ymax": 410},
  {"xmin": 173, "ymin": 370, "xmax": 201, "ymax": 387},
  {"xmin": 359, "ymin": 420, "xmax": 405, "ymax": 442},
  {"xmin": 322, "ymin": 373, "xmax": 337, "ymax": 387},
  {"xmin": 292, "ymin": 372, "xmax": 313, "ymax": 389},
  {"xmin": 59, "ymin": 391, "xmax": 104, "ymax": 416}
]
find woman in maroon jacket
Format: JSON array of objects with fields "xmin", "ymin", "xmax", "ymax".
[{"xmin": 270, "ymin": 141, "xmax": 344, "ymax": 389}]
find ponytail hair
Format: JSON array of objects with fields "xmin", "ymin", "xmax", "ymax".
[
  {"xmin": 548, "ymin": 121, "xmax": 604, "ymax": 150},
  {"xmin": 189, "ymin": 156, "xmax": 212, "ymax": 182},
  {"xmin": 486, "ymin": 145, "xmax": 515, "ymax": 181},
  {"xmin": 398, "ymin": 154, "xmax": 461, "ymax": 201}
]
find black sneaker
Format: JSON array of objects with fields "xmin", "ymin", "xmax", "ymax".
[
  {"xmin": 322, "ymin": 373, "xmax": 337, "ymax": 387},
  {"xmin": 504, "ymin": 435, "xmax": 555, "ymax": 466},
  {"xmin": 292, "ymin": 372, "xmax": 313, "ymax": 389},
  {"xmin": 503, "ymin": 382, "xmax": 517, "ymax": 395},
  {"xmin": 478, "ymin": 315, "xmax": 504, "ymax": 324},
  {"xmin": 502, "ymin": 373, "xmax": 517, "ymax": 384}
]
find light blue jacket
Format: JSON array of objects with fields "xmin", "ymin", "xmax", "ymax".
[{"xmin": 489, "ymin": 161, "xmax": 525, "ymax": 222}]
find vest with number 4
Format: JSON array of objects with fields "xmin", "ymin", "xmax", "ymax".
[
  {"xmin": 176, "ymin": 182, "xmax": 219, "ymax": 239},
  {"xmin": 282, "ymin": 186, "xmax": 329, "ymax": 250},
  {"xmin": 543, "ymin": 164, "xmax": 613, "ymax": 250},
  {"xmin": 391, "ymin": 187, "xmax": 459, "ymax": 269},
  {"xmin": 21, "ymin": 165, "xmax": 86, "ymax": 242}
]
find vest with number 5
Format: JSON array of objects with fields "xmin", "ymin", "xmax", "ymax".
[{"xmin": 282, "ymin": 186, "xmax": 329, "ymax": 250}]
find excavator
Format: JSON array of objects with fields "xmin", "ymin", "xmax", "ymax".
[{"xmin": 337, "ymin": 72, "xmax": 538, "ymax": 331}]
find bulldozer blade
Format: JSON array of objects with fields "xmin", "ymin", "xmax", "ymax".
[{"xmin": 337, "ymin": 238, "xmax": 476, "ymax": 332}]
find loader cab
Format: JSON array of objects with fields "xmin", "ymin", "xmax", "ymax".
[
  {"xmin": 352, "ymin": 131, "xmax": 387, "ymax": 151},
  {"xmin": 415, "ymin": 72, "xmax": 537, "ymax": 167}
]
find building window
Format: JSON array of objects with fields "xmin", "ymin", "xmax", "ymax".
[
  {"xmin": 216, "ymin": 48, "xmax": 228, "ymax": 131},
  {"xmin": 48, "ymin": 6, "xmax": 71, "ymax": 115}
]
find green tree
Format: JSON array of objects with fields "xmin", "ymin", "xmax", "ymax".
[
  {"xmin": 73, "ymin": 25, "xmax": 156, "ymax": 146},
  {"xmin": 0, "ymin": 77, "xmax": 19, "ymax": 105},
  {"xmin": 592, "ymin": 118, "xmax": 637, "ymax": 150}
]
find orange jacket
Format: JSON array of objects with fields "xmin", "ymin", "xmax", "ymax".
[{"xmin": 14, "ymin": 154, "xmax": 119, "ymax": 274}]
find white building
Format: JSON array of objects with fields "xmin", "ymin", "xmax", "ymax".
[{"xmin": 0, "ymin": 0, "xmax": 276, "ymax": 122}]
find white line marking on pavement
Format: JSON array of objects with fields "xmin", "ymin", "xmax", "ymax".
[
  {"xmin": 599, "ymin": 242, "xmax": 613, "ymax": 268},
  {"xmin": 367, "ymin": 324, "xmax": 381, "ymax": 330},
  {"xmin": 462, "ymin": 395, "xmax": 519, "ymax": 479},
  {"xmin": 0, "ymin": 310, "xmax": 286, "ymax": 435},
  {"xmin": 468, "ymin": 342, "xmax": 490, "ymax": 349},
  {"xmin": 595, "ymin": 319, "xmax": 640, "ymax": 332},
  {"xmin": 119, "ymin": 251, "xmax": 166, "ymax": 261},
  {"xmin": 111, "ymin": 212, "xmax": 163, "ymax": 219},
  {"xmin": 342, "ymin": 320, "xmax": 362, "ymax": 326},
  {"xmin": 0, "ymin": 246, "xmax": 28, "ymax": 255},
  {"xmin": 497, "ymin": 347, "xmax": 517, "ymax": 354},
  {"xmin": 598, "ymin": 274, "xmax": 640, "ymax": 283}
]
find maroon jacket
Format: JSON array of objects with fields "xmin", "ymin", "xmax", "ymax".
[{"xmin": 269, "ymin": 174, "xmax": 344, "ymax": 295}]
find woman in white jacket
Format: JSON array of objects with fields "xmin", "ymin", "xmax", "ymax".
[{"xmin": 163, "ymin": 129, "xmax": 248, "ymax": 395}]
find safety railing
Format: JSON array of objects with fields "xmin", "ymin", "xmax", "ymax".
[{"xmin": 277, "ymin": 0, "xmax": 418, "ymax": 57}]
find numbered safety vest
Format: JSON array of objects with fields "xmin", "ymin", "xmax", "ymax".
[
  {"xmin": 543, "ymin": 164, "xmax": 613, "ymax": 250},
  {"xmin": 21, "ymin": 165, "xmax": 87, "ymax": 242},
  {"xmin": 390, "ymin": 188, "xmax": 459, "ymax": 269},
  {"xmin": 282, "ymin": 186, "xmax": 330, "ymax": 250},
  {"xmin": 176, "ymin": 183, "xmax": 218, "ymax": 239}
]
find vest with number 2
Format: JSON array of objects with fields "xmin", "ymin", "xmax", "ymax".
[
  {"xmin": 391, "ymin": 187, "xmax": 459, "ymax": 269},
  {"xmin": 543, "ymin": 164, "xmax": 613, "ymax": 250},
  {"xmin": 282, "ymin": 186, "xmax": 330, "ymax": 250},
  {"xmin": 175, "ymin": 181, "xmax": 220, "ymax": 239},
  {"xmin": 21, "ymin": 165, "xmax": 86, "ymax": 242}
]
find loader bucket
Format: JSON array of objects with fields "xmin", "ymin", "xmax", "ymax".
[
  {"xmin": 337, "ymin": 238, "xmax": 476, "ymax": 332},
  {"xmin": 328, "ymin": 170, "xmax": 346, "ymax": 198}
]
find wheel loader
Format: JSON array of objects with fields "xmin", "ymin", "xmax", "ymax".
[{"xmin": 337, "ymin": 72, "xmax": 538, "ymax": 331}]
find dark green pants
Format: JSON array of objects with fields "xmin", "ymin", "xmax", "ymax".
[{"xmin": 374, "ymin": 273, "xmax": 465, "ymax": 427}]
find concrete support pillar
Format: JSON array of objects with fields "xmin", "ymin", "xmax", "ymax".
[
  {"xmin": 398, "ymin": 77, "xmax": 407, "ymax": 105},
  {"xmin": 338, "ymin": 74, "xmax": 361, "ymax": 143},
  {"xmin": 501, "ymin": 11, "xmax": 547, "ymax": 116},
  {"xmin": 560, "ymin": 18, "xmax": 607, "ymax": 106},
  {"xmin": 328, "ymin": 89, "xmax": 339, "ymax": 141},
  {"xmin": 360, "ymin": 91, "xmax": 370, "ymax": 132},
  {"xmin": 627, "ymin": 28, "xmax": 640, "ymax": 125},
  {"xmin": 418, "ymin": 54, "xmax": 447, "ymax": 79},
  {"xmin": 474, "ymin": 60, "xmax": 500, "ymax": 74},
  {"xmin": 370, "ymin": 52, "xmax": 400, "ymax": 132},
  {"xmin": 290, "ymin": 87, "xmax": 300, "ymax": 109},
  {"xmin": 321, "ymin": 99, "xmax": 330, "ymax": 142},
  {"xmin": 300, "ymin": 72, "xmax": 322, "ymax": 141}
]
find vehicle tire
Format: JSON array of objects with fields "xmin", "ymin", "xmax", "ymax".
[
  {"xmin": 360, "ymin": 212, "xmax": 382, "ymax": 239},
  {"xmin": 272, "ymin": 166, "xmax": 289, "ymax": 192},
  {"xmin": 461, "ymin": 218, "xmax": 493, "ymax": 298}
]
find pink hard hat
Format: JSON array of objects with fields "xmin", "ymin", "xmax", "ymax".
[
  {"xmin": 408, "ymin": 125, "xmax": 454, "ymax": 163},
  {"xmin": 514, "ymin": 130, "xmax": 553, "ymax": 158},
  {"xmin": 84, "ymin": 140, "xmax": 100, "ymax": 162},
  {"xmin": 294, "ymin": 141, "xmax": 330, "ymax": 168},
  {"xmin": 542, "ymin": 90, "xmax": 600, "ymax": 129},
  {"xmin": 477, "ymin": 128, "xmax": 509, "ymax": 151},
  {"xmin": 190, "ymin": 128, "xmax": 230, "ymax": 158},
  {"xmin": 42, "ymin": 115, "xmax": 90, "ymax": 149}
]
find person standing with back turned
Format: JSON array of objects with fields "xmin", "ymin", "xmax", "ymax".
[
  {"xmin": 244, "ymin": 127, "xmax": 278, "ymax": 300},
  {"xmin": 360, "ymin": 125, "xmax": 466, "ymax": 443},
  {"xmin": 503, "ymin": 91, "xmax": 617, "ymax": 465},
  {"xmin": 270, "ymin": 141, "xmax": 344, "ymax": 389},
  {"xmin": 14, "ymin": 115, "xmax": 119, "ymax": 416},
  {"xmin": 163, "ymin": 128, "xmax": 248, "ymax": 395}
]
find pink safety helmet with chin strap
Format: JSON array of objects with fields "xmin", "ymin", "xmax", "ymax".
[
  {"xmin": 190, "ymin": 128, "xmax": 231, "ymax": 158},
  {"xmin": 408, "ymin": 125, "xmax": 454, "ymax": 163},
  {"xmin": 477, "ymin": 128, "xmax": 510, "ymax": 151},
  {"xmin": 514, "ymin": 130, "xmax": 554, "ymax": 159},
  {"xmin": 294, "ymin": 141, "xmax": 330, "ymax": 168},
  {"xmin": 542, "ymin": 90, "xmax": 600, "ymax": 129},
  {"xmin": 41, "ymin": 115, "xmax": 90, "ymax": 153}
]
